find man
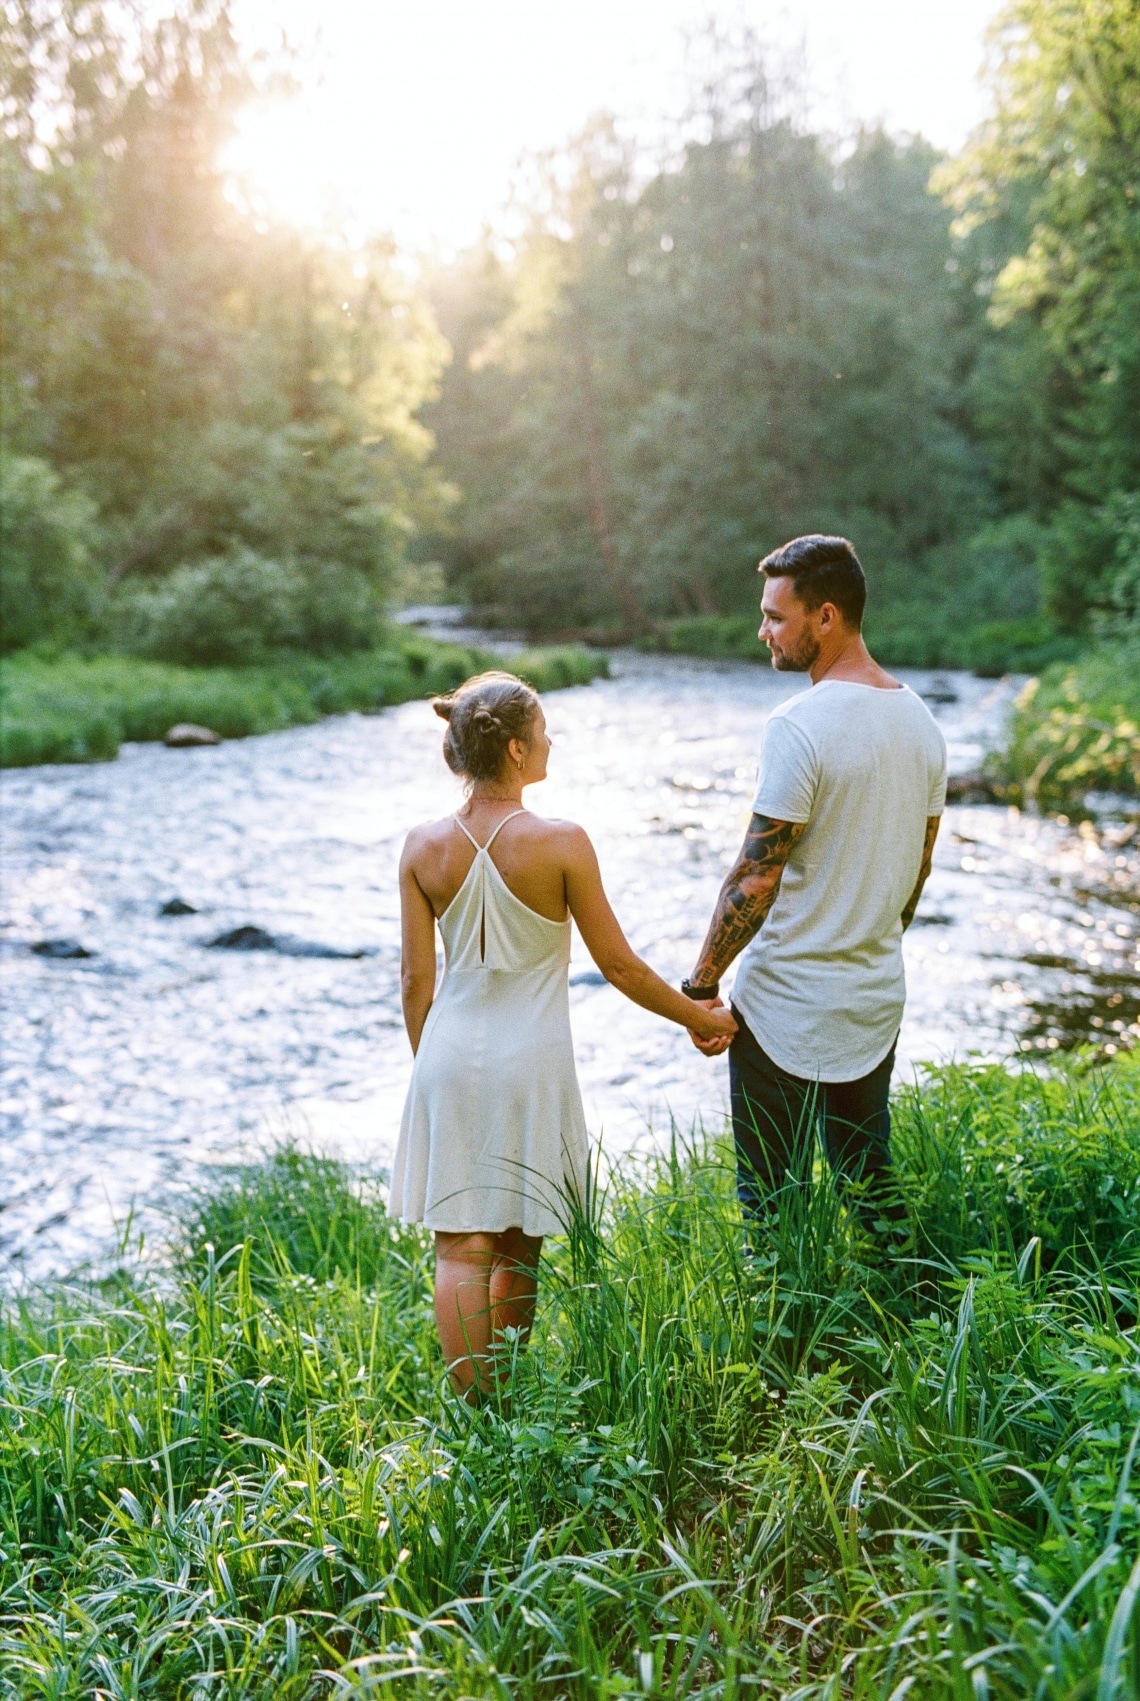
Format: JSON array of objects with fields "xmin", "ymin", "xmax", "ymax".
[{"xmin": 680, "ymin": 535, "xmax": 946, "ymax": 1227}]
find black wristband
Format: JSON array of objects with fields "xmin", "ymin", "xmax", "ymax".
[{"xmin": 681, "ymin": 977, "xmax": 720, "ymax": 1000}]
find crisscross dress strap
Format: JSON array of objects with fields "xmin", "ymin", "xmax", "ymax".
[{"xmin": 452, "ymin": 809, "xmax": 526, "ymax": 852}]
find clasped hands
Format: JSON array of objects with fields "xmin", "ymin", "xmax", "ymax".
[{"xmin": 690, "ymin": 995, "xmax": 735, "ymax": 1056}]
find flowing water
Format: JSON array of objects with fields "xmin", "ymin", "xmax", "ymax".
[{"xmin": 2, "ymin": 653, "xmax": 1138, "ymax": 1279}]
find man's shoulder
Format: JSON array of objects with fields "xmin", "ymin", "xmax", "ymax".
[
  {"xmin": 789, "ymin": 683, "xmax": 947, "ymax": 768},
  {"xmin": 765, "ymin": 689, "xmax": 817, "ymax": 738}
]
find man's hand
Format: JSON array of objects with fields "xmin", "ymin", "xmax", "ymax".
[{"xmin": 689, "ymin": 995, "xmax": 733, "ymax": 1055}]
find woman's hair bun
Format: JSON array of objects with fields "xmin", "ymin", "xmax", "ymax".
[{"xmin": 436, "ymin": 671, "xmax": 541, "ymax": 783}]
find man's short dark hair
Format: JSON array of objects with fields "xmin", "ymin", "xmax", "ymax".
[{"xmin": 759, "ymin": 535, "xmax": 866, "ymax": 628}]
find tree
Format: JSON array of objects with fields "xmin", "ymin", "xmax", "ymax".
[
  {"xmin": 1, "ymin": 0, "xmax": 449, "ymax": 655},
  {"xmin": 427, "ymin": 64, "xmax": 989, "ymax": 641},
  {"xmin": 940, "ymin": 0, "xmax": 1140, "ymax": 625}
]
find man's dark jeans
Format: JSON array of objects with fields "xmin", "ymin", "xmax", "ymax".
[{"xmin": 728, "ymin": 1005, "xmax": 899, "ymax": 1225}]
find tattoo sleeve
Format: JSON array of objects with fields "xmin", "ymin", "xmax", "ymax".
[
  {"xmin": 691, "ymin": 813, "xmax": 806, "ymax": 984},
  {"xmin": 900, "ymin": 815, "xmax": 941, "ymax": 931}
]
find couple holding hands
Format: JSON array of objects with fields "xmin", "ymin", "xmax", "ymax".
[{"xmin": 389, "ymin": 534, "xmax": 947, "ymax": 1398}]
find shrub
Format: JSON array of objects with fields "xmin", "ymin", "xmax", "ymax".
[
  {"xmin": 113, "ymin": 547, "xmax": 389, "ymax": 665},
  {"xmin": 648, "ymin": 614, "xmax": 763, "ymax": 660},
  {"xmin": 0, "ymin": 456, "xmax": 99, "ymax": 653},
  {"xmin": 949, "ymin": 615, "xmax": 1081, "ymax": 677},
  {"xmin": 996, "ymin": 640, "xmax": 1140, "ymax": 806}
]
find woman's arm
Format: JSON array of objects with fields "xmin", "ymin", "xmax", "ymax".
[
  {"xmin": 562, "ymin": 827, "xmax": 737, "ymax": 1041},
  {"xmin": 399, "ymin": 836, "xmax": 438, "ymax": 1054}
]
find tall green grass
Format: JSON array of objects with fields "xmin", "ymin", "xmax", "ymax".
[
  {"xmin": 1, "ymin": 1052, "xmax": 1138, "ymax": 1696},
  {"xmin": 0, "ymin": 637, "xmax": 608, "ymax": 767}
]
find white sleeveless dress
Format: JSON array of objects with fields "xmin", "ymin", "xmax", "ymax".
[{"xmin": 387, "ymin": 812, "xmax": 590, "ymax": 1238}]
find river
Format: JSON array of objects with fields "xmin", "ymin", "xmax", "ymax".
[{"xmin": 2, "ymin": 653, "xmax": 1138, "ymax": 1280}]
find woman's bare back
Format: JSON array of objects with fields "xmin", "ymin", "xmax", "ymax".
[{"xmin": 404, "ymin": 807, "xmax": 584, "ymax": 923}]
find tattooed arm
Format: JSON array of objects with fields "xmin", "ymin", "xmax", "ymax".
[
  {"xmin": 689, "ymin": 812, "xmax": 806, "ymax": 1020},
  {"xmin": 900, "ymin": 815, "xmax": 941, "ymax": 931}
]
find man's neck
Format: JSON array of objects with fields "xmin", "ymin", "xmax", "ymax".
[{"xmin": 809, "ymin": 632, "xmax": 900, "ymax": 689}]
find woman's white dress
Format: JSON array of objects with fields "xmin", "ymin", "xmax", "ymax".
[{"xmin": 387, "ymin": 812, "xmax": 590, "ymax": 1237}]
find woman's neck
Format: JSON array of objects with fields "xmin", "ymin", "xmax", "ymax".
[{"xmin": 465, "ymin": 780, "xmax": 524, "ymax": 809}]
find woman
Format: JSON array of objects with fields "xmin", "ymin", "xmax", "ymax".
[{"xmin": 388, "ymin": 671, "xmax": 737, "ymax": 1399}]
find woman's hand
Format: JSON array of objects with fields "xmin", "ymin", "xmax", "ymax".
[{"xmin": 690, "ymin": 997, "xmax": 737, "ymax": 1052}]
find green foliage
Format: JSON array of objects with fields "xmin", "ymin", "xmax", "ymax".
[
  {"xmin": 424, "ymin": 8, "xmax": 1140, "ymax": 673},
  {"xmin": 0, "ymin": 456, "xmax": 100, "ymax": 652},
  {"xmin": 951, "ymin": 616, "xmax": 1079, "ymax": 676},
  {"xmin": 2, "ymin": 1054, "xmax": 1139, "ymax": 1695},
  {"xmin": 1094, "ymin": 491, "xmax": 1140, "ymax": 641},
  {"xmin": 181, "ymin": 1146, "xmax": 403, "ymax": 1290},
  {"xmin": 112, "ymin": 549, "xmax": 311, "ymax": 665},
  {"xmin": 645, "ymin": 614, "xmax": 765, "ymax": 661},
  {"xmin": 0, "ymin": 640, "xmax": 607, "ymax": 767},
  {"xmin": 0, "ymin": 652, "xmax": 318, "ymax": 765},
  {"xmin": 894, "ymin": 1058, "xmax": 1140, "ymax": 1267},
  {"xmin": 942, "ymin": 0, "xmax": 1140, "ymax": 627},
  {"xmin": 111, "ymin": 546, "xmax": 388, "ymax": 665},
  {"xmin": 997, "ymin": 641, "xmax": 1140, "ymax": 806}
]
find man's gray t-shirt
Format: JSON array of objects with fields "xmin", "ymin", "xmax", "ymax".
[{"xmin": 731, "ymin": 681, "xmax": 947, "ymax": 1082}]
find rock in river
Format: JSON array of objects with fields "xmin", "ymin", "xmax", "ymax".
[
  {"xmin": 206, "ymin": 925, "xmax": 276, "ymax": 950},
  {"xmin": 945, "ymin": 770, "xmax": 1001, "ymax": 804},
  {"xmin": 165, "ymin": 723, "xmax": 221, "ymax": 748},
  {"xmin": 31, "ymin": 939, "xmax": 94, "ymax": 959},
  {"xmin": 206, "ymin": 924, "xmax": 370, "ymax": 958},
  {"xmin": 159, "ymin": 897, "xmax": 198, "ymax": 915}
]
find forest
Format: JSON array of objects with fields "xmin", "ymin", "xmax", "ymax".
[
  {"xmin": 1, "ymin": 0, "xmax": 1138, "ymax": 793},
  {"xmin": 423, "ymin": 0, "xmax": 1139, "ymax": 684}
]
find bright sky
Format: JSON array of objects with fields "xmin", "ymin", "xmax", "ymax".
[{"xmin": 227, "ymin": 0, "xmax": 1003, "ymax": 250}]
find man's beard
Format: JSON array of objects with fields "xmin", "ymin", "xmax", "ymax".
[{"xmin": 769, "ymin": 632, "xmax": 820, "ymax": 672}]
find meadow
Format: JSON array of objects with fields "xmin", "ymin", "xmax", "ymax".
[
  {"xmin": 0, "ymin": 638, "xmax": 607, "ymax": 769},
  {"xmin": 2, "ymin": 1053, "xmax": 1139, "ymax": 1698}
]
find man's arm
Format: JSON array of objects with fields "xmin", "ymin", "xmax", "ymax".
[
  {"xmin": 690, "ymin": 813, "xmax": 806, "ymax": 987},
  {"xmin": 900, "ymin": 815, "xmax": 941, "ymax": 931}
]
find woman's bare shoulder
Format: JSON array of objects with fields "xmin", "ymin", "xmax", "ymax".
[
  {"xmin": 521, "ymin": 815, "xmax": 594, "ymax": 860},
  {"xmin": 401, "ymin": 814, "xmax": 457, "ymax": 864}
]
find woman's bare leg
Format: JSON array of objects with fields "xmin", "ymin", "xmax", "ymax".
[
  {"xmin": 433, "ymin": 1228, "xmax": 542, "ymax": 1398},
  {"xmin": 434, "ymin": 1231, "xmax": 495, "ymax": 1397},
  {"xmin": 489, "ymin": 1226, "xmax": 542, "ymax": 1348}
]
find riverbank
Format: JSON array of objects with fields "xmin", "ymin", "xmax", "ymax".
[
  {"xmin": 644, "ymin": 618, "xmax": 1140, "ymax": 812},
  {"xmin": 3, "ymin": 1052, "xmax": 1138, "ymax": 1696},
  {"xmin": 0, "ymin": 637, "xmax": 608, "ymax": 767},
  {"xmin": 997, "ymin": 639, "xmax": 1140, "ymax": 811},
  {"xmin": 640, "ymin": 612, "xmax": 1081, "ymax": 677}
]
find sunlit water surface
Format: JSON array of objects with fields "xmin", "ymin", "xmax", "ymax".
[{"xmin": 2, "ymin": 654, "xmax": 1138, "ymax": 1278}]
